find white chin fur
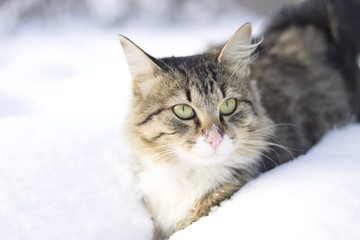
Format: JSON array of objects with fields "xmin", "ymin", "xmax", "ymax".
[{"xmin": 177, "ymin": 135, "xmax": 234, "ymax": 165}]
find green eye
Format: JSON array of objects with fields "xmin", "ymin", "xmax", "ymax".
[
  {"xmin": 173, "ymin": 104, "xmax": 194, "ymax": 120},
  {"xmin": 220, "ymin": 98, "xmax": 237, "ymax": 115}
]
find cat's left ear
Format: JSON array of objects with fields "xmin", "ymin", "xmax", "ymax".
[{"xmin": 217, "ymin": 23, "xmax": 253, "ymax": 66}]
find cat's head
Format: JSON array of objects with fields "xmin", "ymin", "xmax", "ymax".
[{"xmin": 120, "ymin": 23, "xmax": 273, "ymax": 168}]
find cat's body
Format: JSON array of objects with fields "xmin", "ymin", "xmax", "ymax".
[
  {"xmin": 251, "ymin": 0, "xmax": 360, "ymax": 170},
  {"xmin": 120, "ymin": 0, "xmax": 360, "ymax": 239}
]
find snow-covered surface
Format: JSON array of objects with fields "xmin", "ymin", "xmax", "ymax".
[
  {"xmin": 0, "ymin": 25, "xmax": 153, "ymax": 240},
  {"xmin": 1, "ymin": 16, "xmax": 359, "ymax": 240}
]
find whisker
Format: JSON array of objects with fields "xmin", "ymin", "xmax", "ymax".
[
  {"xmin": 240, "ymin": 147, "xmax": 280, "ymax": 169},
  {"xmin": 240, "ymin": 131, "xmax": 281, "ymax": 144},
  {"xmin": 189, "ymin": 63, "xmax": 203, "ymax": 73},
  {"xmin": 157, "ymin": 58, "xmax": 179, "ymax": 78},
  {"xmin": 238, "ymin": 139, "xmax": 296, "ymax": 160},
  {"xmin": 226, "ymin": 61, "xmax": 246, "ymax": 83}
]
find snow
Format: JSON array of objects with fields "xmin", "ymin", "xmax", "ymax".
[
  {"xmin": 0, "ymin": 15, "xmax": 359, "ymax": 240},
  {"xmin": 0, "ymin": 24, "xmax": 153, "ymax": 240}
]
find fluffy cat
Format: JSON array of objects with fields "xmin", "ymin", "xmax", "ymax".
[{"xmin": 119, "ymin": 0, "xmax": 360, "ymax": 238}]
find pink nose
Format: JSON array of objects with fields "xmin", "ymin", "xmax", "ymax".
[{"xmin": 206, "ymin": 128, "xmax": 223, "ymax": 150}]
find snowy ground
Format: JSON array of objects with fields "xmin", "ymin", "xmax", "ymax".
[{"xmin": 1, "ymin": 14, "xmax": 360, "ymax": 240}]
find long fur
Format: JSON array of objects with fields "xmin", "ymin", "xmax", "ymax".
[{"xmin": 121, "ymin": 0, "xmax": 360, "ymax": 239}]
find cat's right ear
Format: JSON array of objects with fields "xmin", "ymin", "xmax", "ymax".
[
  {"xmin": 119, "ymin": 35, "xmax": 160, "ymax": 94},
  {"xmin": 217, "ymin": 23, "xmax": 253, "ymax": 67}
]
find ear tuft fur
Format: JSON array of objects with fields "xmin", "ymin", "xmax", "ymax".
[{"xmin": 218, "ymin": 23, "xmax": 258, "ymax": 65}]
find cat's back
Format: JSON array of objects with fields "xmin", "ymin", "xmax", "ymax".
[
  {"xmin": 252, "ymin": 25, "xmax": 352, "ymax": 133},
  {"xmin": 249, "ymin": 0, "xmax": 360, "ymax": 167},
  {"xmin": 252, "ymin": 0, "xmax": 360, "ymax": 132}
]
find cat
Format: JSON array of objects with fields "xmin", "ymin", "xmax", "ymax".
[{"xmin": 119, "ymin": 0, "xmax": 360, "ymax": 239}]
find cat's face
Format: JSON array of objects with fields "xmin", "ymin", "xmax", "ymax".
[{"xmin": 121, "ymin": 24, "xmax": 273, "ymax": 168}]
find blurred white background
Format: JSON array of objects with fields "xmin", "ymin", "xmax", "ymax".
[{"xmin": 0, "ymin": 0, "xmax": 296, "ymax": 31}]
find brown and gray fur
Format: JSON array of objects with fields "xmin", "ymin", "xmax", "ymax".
[
  {"xmin": 120, "ymin": 0, "xmax": 360, "ymax": 239},
  {"xmin": 251, "ymin": 0, "xmax": 360, "ymax": 170}
]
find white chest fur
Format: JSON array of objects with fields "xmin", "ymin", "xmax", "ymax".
[{"xmin": 136, "ymin": 155, "xmax": 238, "ymax": 236}]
